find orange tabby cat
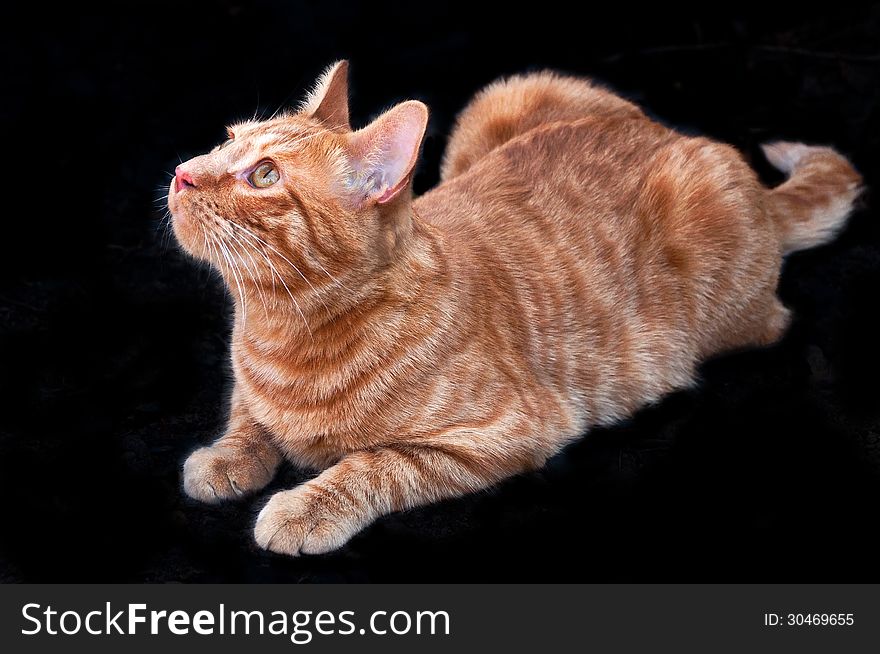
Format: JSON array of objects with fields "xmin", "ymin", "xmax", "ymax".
[{"xmin": 168, "ymin": 61, "xmax": 862, "ymax": 556}]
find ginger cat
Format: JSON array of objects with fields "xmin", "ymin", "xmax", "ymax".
[{"xmin": 168, "ymin": 61, "xmax": 862, "ymax": 556}]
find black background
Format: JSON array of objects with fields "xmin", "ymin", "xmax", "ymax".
[{"xmin": 1, "ymin": 2, "xmax": 879, "ymax": 582}]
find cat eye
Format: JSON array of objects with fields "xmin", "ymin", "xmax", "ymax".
[{"xmin": 248, "ymin": 161, "xmax": 280, "ymax": 188}]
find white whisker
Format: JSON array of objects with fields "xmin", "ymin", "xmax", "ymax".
[
  {"xmin": 228, "ymin": 221, "xmax": 333, "ymax": 319},
  {"xmin": 311, "ymin": 256, "xmax": 353, "ymax": 296},
  {"xmin": 223, "ymin": 223, "xmax": 271, "ymax": 321},
  {"xmin": 200, "ymin": 224, "xmax": 227, "ymax": 289},
  {"xmin": 213, "ymin": 229, "xmax": 249, "ymax": 327},
  {"xmin": 224, "ymin": 220, "xmax": 313, "ymax": 338}
]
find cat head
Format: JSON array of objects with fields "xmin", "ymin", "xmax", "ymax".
[{"xmin": 168, "ymin": 61, "xmax": 428, "ymax": 298}]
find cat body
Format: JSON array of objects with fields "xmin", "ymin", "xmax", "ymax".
[{"xmin": 169, "ymin": 62, "xmax": 861, "ymax": 556}]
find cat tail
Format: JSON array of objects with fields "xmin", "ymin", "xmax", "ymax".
[{"xmin": 761, "ymin": 141, "xmax": 863, "ymax": 254}]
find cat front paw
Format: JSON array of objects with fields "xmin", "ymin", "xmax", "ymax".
[
  {"xmin": 254, "ymin": 487, "xmax": 364, "ymax": 556},
  {"xmin": 182, "ymin": 444, "xmax": 275, "ymax": 503}
]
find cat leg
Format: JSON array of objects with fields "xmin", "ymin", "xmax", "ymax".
[
  {"xmin": 182, "ymin": 391, "xmax": 282, "ymax": 503},
  {"xmin": 254, "ymin": 425, "xmax": 548, "ymax": 556},
  {"xmin": 757, "ymin": 298, "xmax": 792, "ymax": 346},
  {"xmin": 715, "ymin": 294, "xmax": 792, "ymax": 352},
  {"xmin": 737, "ymin": 294, "xmax": 791, "ymax": 348}
]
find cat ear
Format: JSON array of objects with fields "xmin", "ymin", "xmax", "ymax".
[
  {"xmin": 302, "ymin": 60, "xmax": 350, "ymax": 131},
  {"xmin": 345, "ymin": 100, "xmax": 428, "ymax": 206}
]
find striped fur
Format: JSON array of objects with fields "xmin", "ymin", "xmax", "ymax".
[{"xmin": 168, "ymin": 63, "xmax": 863, "ymax": 556}]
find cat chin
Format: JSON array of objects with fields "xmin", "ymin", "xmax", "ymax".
[{"xmin": 169, "ymin": 208, "xmax": 208, "ymax": 261}]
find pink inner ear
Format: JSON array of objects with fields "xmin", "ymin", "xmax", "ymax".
[
  {"xmin": 376, "ymin": 174, "xmax": 411, "ymax": 204},
  {"xmin": 378, "ymin": 120, "xmax": 422, "ymax": 187},
  {"xmin": 348, "ymin": 101, "xmax": 428, "ymax": 204}
]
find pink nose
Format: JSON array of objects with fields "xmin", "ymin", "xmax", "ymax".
[{"xmin": 174, "ymin": 165, "xmax": 197, "ymax": 192}]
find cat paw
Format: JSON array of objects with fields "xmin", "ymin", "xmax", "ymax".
[
  {"xmin": 182, "ymin": 445, "xmax": 274, "ymax": 504},
  {"xmin": 254, "ymin": 487, "xmax": 362, "ymax": 556}
]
